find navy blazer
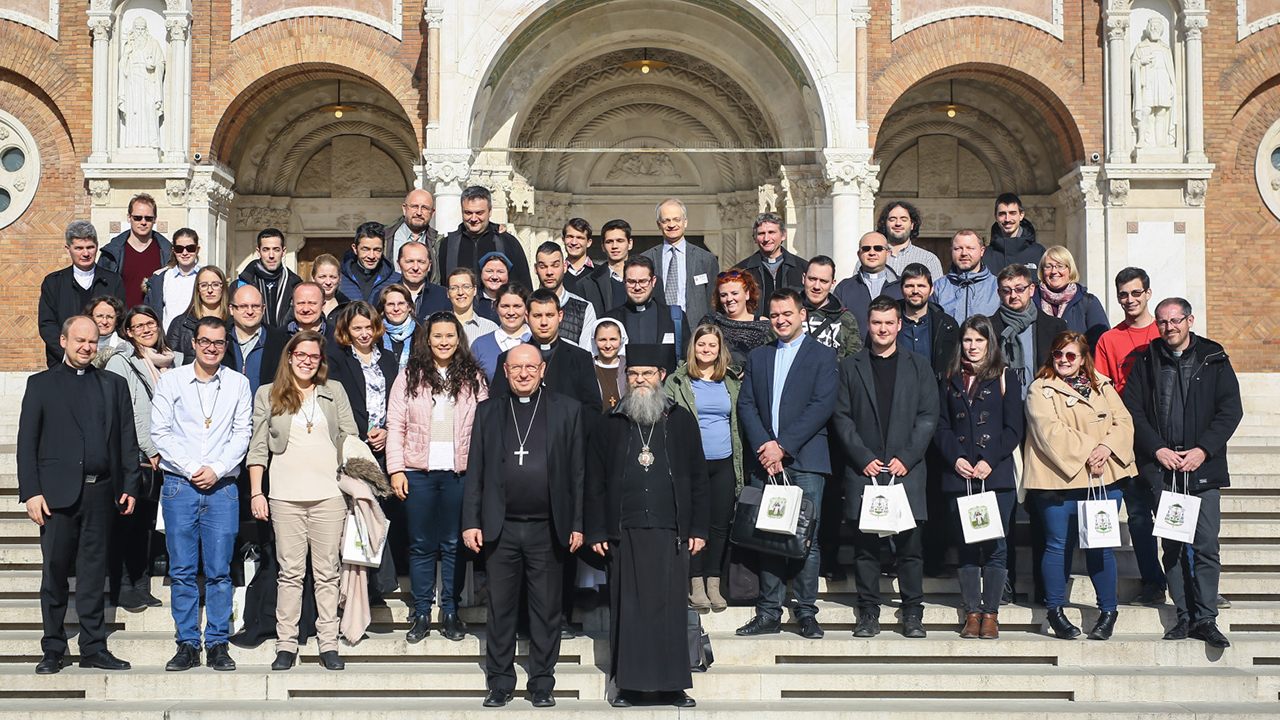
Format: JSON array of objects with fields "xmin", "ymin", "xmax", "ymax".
[
  {"xmin": 737, "ymin": 334, "xmax": 839, "ymax": 475},
  {"xmin": 932, "ymin": 369, "xmax": 1024, "ymax": 493}
]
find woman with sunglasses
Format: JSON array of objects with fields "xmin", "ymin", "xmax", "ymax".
[
  {"xmin": 103, "ymin": 304, "xmax": 183, "ymax": 610},
  {"xmin": 699, "ymin": 270, "xmax": 772, "ymax": 368},
  {"xmin": 377, "ymin": 283, "xmax": 417, "ymax": 372},
  {"xmin": 85, "ymin": 295, "xmax": 130, "ymax": 360},
  {"xmin": 166, "ymin": 266, "xmax": 232, "ymax": 364},
  {"xmin": 933, "ymin": 315, "xmax": 1023, "ymax": 639},
  {"xmin": 143, "ymin": 227, "xmax": 202, "ymax": 335},
  {"xmin": 1024, "ymin": 330, "xmax": 1135, "ymax": 641},
  {"xmin": 1034, "ymin": 246, "xmax": 1110, "ymax": 349},
  {"xmin": 386, "ymin": 311, "xmax": 488, "ymax": 642},
  {"xmin": 247, "ymin": 331, "xmax": 359, "ymax": 671}
]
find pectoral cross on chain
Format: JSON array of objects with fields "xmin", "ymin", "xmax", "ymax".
[
  {"xmin": 204, "ymin": 418, "xmax": 211, "ymax": 429},
  {"xmin": 513, "ymin": 447, "xmax": 529, "ymax": 466}
]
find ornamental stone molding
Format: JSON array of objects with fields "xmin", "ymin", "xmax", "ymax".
[
  {"xmin": 1107, "ymin": 178, "xmax": 1130, "ymax": 206},
  {"xmin": 890, "ymin": 0, "xmax": 1063, "ymax": 40},
  {"xmin": 89, "ymin": 17, "xmax": 112, "ymax": 41},
  {"xmin": 1238, "ymin": 0, "xmax": 1280, "ymax": 40},
  {"xmin": 89, "ymin": 180, "xmax": 112, "ymax": 206},
  {"xmin": 0, "ymin": 110, "xmax": 41, "ymax": 231},
  {"xmin": 422, "ymin": 5, "xmax": 443, "ymax": 28},
  {"xmin": 165, "ymin": 178, "xmax": 189, "ymax": 206},
  {"xmin": 230, "ymin": 0, "xmax": 403, "ymax": 41},
  {"xmin": 1056, "ymin": 166, "xmax": 1102, "ymax": 214},
  {"xmin": 1254, "ymin": 117, "xmax": 1280, "ymax": 221},
  {"xmin": 0, "ymin": 0, "xmax": 58, "ymax": 40},
  {"xmin": 822, "ymin": 150, "xmax": 879, "ymax": 202},
  {"xmin": 423, "ymin": 152, "xmax": 473, "ymax": 188},
  {"xmin": 235, "ymin": 205, "xmax": 293, "ymax": 231},
  {"xmin": 1184, "ymin": 178, "xmax": 1207, "ymax": 206}
]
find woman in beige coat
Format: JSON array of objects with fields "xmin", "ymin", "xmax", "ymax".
[
  {"xmin": 247, "ymin": 330, "xmax": 359, "ymax": 672},
  {"xmin": 1024, "ymin": 331, "xmax": 1135, "ymax": 642}
]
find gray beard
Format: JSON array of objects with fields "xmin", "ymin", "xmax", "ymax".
[{"xmin": 620, "ymin": 385, "xmax": 666, "ymax": 426}]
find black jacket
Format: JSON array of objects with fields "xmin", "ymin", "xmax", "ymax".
[
  {"xmin": 17, "ymin": 364, "xmax": 143, "ymax": 508},
  {"xmin": 490, "ymin": 339, "xmax": 603, "ymax": 415},
  {"xmin": 461, "ymin": 391, "xmax": 586, "ymax": 545},
  {"xmin": 438, "ymin": 223, "xmax": 532, "ymax": 290},
  {"xmin": 986, "ymin": 219, "xmax": 1047, "ymax": 274},
  {"xmin": 605, "ymin": 298, "xmax": 691, "ymax": 371},
  {"xmin": 165, "ymin": 313, "xmax": 234, "ymax": 365},
  {"xmin": 734, "ymin": 248, "xmax": 806, "ymax": 317},
  {"xmin": 989, "ymin": 311, "xmax": 1069, "ymax": 376},
  {"xmin": 326, "ymin": 343, "xmax": 401, "ymax": 441},
  {"xmin": 97, "ymin": 230, "xmax": 171, "ymax": 275},
  {"xmin": 236, "ymin": 262, "xmax": 302, "ymax": 329},
  {"xmin": 1123, "ymin": 335, "xmax": 1243, "ymax": 493},
  {"xmin": 924, "ymin": 302, "xmax": 961, "ymax": 379},
  {"xmin": 579, "ymin": 263, "xmax": 624, "ymax": 316},
  {"xmin": 257, "ymin": 325, "xmax": 296, "ymax": 388},
  {"xmin": 37, "ymin": 266, "xmax": 126, "ymax": 367},
  {"xmin": 833, "ymin": 271, "xmax": 905, "ymax": 342},
  {"xmin": 382, "ymin": 219, "xmax": 439, "ymax": 282},
  {"xmin": 584, "ymin": 401, "xmax": 710, "ymax": 545},
  {"xmin": 933, "ymin": 369, "xmax": 1024, "ymax": 493}
]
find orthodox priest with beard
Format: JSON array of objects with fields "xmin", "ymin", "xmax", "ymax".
[{"xmin": 586, "ymin": 344, "xmax": 709, "ymax": 708}]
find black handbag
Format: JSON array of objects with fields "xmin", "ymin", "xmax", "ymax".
[
  {"xmin": 687, "ymin": 607, "xmax": 714, "ymax": 672},
  {"xmin": 729, "ymin": 483, "xmax": 815, "ymax": 559},
  {"xmin": 725, "ymin": 545, "xmax": 760, "ymax": 605}
]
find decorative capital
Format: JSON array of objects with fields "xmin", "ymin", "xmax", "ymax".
[
  {"xmin": 423, "ymin": 6, "xmax": 443, "ymax": 29},
  {"xmin": 165, "ymin": 179, "xmax": 189, "ymax": 206},
  {"xmin": 89, "ymin": 18, "xmax": 112, "ymax": 41},
  {"xmin": 1184, "ymin": 178, "xmax": 1207, "ymax": 206},
  {"xmin": 1183, "ymin": 14, "xmax": 1207, "ymax": 37},
  {"xmin": 1107, "ymin": 178, "xmax": 1130, "ymax": 207},
  {"xmin": 1105, "ymin": 15, "xmax": 1129, "ymax": 40},
  {"xmin": 166, "ymin": 18, "xmax": 189, "ymax": 41},
  {"xmin": 822, "ymin": 150, "xmax": 879, "ymax": 201},
  {"xmin": 850, "ymin": 6, "xmax": 872, "ymax": 26},
  {"xmin": 423, "ymin": 152, "xmax": 472, "ymax": 188},
  {"xmin": 88, "ymin": 179, "xmax": 111, "ymax": 206}
]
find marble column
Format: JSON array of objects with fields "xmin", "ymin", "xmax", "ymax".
[
  {"xmin": 187, "ymin": 166, "xmax": 235, "ymax": 268},
  {"xmin": 423, "ymin": 152, "xmax": 472, "ymax": 233},
  {"xmin": 87, "ymin": 15, "xmax": 112, "ymax": 164},
  {"xmin": 1104, "ymin": 9, "xmax": 1131, "ymax": 163},
  {"xmin": 163, "ymin": 2, "xmax": 192, "ymax": 164},
  {"xmin": 1183, "ymin": 13, "xmax": 1208, "ymax": 164},
  {"xmin": 424, "ymin": 6, "xmax": 442, "ymax": 129},
  {"xmin": 823, "ymin": 151, "xmax": 879, "ymax": 274},
  {"xmin": 852, "ymin": 7, "xmax": 871, "ymax": 128}
]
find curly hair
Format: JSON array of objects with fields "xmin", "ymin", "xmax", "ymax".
[
  {"xmin": 713, "ymin": 268, "xmax": 761, "ymax": 315},
  {"xmin": 402, "ymin": 312, "xmax": 486, "ymax": 400}
]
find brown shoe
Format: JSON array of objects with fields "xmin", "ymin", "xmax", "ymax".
[
  {"xmin": 979, "ymin": 613, "xmax": 999, "ymax": 639},
  {"xmin": 960, "ymin": 612, "xmax": 982, "ymax": 639}
]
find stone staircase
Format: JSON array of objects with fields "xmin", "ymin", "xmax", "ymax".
[{"xmin": 1, "ymin": 395, "xmax": 1279, "ymax": 717}]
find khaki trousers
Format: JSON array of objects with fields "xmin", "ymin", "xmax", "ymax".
[{"xmin": 270, "ymin": 496, "xmax": 347, "ymax": 653}]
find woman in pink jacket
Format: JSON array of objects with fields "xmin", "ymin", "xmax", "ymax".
[{"xmin": 386, "ymin": 311, "xmax": 488, "ymax": 643}]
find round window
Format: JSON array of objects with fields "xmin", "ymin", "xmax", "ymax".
[
  {"xmin": 1272, "ymin": 147, "xmax": 1280, "ymax": 171},
  {"xmin": 0, "ymin": 147, "xmax": 24, "ymax": 173},
  {"xmin": 0, "ymin": 189, "xmax": 10, "ymax": 213}
]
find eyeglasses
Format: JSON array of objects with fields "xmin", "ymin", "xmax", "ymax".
[
  {"xmin": 230, "ymin": 303, "xmax": 264, "ymax": 311},
  {"xmin": 506, "ymin": 363, "xmax": 542, "ymax": 374},
  {"xmin": 1116, "ymin": 289, "xmax": 1148, "ymax": 300},
  {"xmin": 1156, "ymin": 316, "xmax": 1189, "ymax": 329},
  {"xmin": 130, "ymin": 215, "xmax": 156, "ymax": 222},
  {"xmin": 290, "ymin": 351, "xmax": 321, "ymax": 364},
  {"xmin": 404, "ymin": 204, "xmax": 434, "ymax": 212},
  {"xmin": 195, "ymin": 338, "xmax": 227, "ymax": 349},
  {"xmin": 92, "ymin": 312, "xmax": 116, "ymax": 321},
  {"xmin": 624, "ymin": 277, "xmax": 653, "ymax": 286},
  {"xmin": 998, "ymin": 285, "xmax": 1032, "ymax": 296},
  {"xmin": 173, "ymin": 244, "xmax": 198, "ymax": 254},
  {"xmin": 1052, "ymin": 349, "xmax": 1081, "ymax": 361},
  {"xmin": 1041, "ymin": 262, "xmax": 1069, "ymax": 272},
  {"xmin": 129, "ymin": 320, "xmax": 158, "ymax": 332},
  {"xmin": 859, "ymin": 245, "xmax": 887, "ymax": 253},
  {"xmin": 198, "ymin": 281, "xmax": 223, "ymax": 290},
  {"xmin": 448, "ymin": 284, "xmax": 475, "ymax": 292},
  {"xmin": 625, "ymin": 369, "xmax": 662, "ymax": 380}
]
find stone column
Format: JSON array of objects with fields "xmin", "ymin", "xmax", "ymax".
[
  {"xmin": 186, "ymin": 166, "xmax": 235, "ymax": 268},
  {"xmin": 163, "ymin": 1, "xmax": 192, "ymax": 164},
  {"xmin": 1104, "ymin": 8, "xmax": 1131, "ymax": 163},
  {"xmin": 1055, "ymin": 167, "xmax": 1107, "ymax": 309},
  {"xmin": 852, "ymin": 6, "xmax": 871, "ymax": 128},
  {"xmin": 823, "ymin": 151, "xmax": 879, "ymax": 274},
  {"xmin": 1183, "ymin": 13, "xmax": 1208, "ymax": 164},
  {"xmin": 87, "ymin": 14, "xmax": 112, "ymax": 164},
  {"xmin": 423, "ymin": 152, "xmax": 472, "ymax": 233},
  {"xmin": 424, "ymin": 5, "xmax": 442, "ymax": 129}
]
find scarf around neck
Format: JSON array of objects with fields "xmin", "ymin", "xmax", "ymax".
[
  {"xmin": 1065, "ymin": 372, "xmax": 1093, "ymax": 398},
  {"xmin": 383, "ymin": 317, "xmax": 416, "ymax": 370},
  {"xmin": 997, "ymin": 303, "xmax": 1037, "ymax": 373},
  {"xmin": 1039, "ymin": 282, "xmax": 1079, "ymax": 317},
  {"xmin": 141, "ymin": 346, "xmax": 176, "ymax": 385}
]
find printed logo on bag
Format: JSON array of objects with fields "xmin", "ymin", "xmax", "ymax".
[
  {"xmin": 968, "ymin": 506, "xmax": 990, "ymax": 529},
  {"xmin": 1093, "ymin": 510, "xmax": 1113, "ymax": 534},
  {"xmin": 869, "ymin": 494, "xmax": 890, "ymax": 517},
  {"xmin": 1164, "ymin": 503, "xmax": 1185, "ymax": 527},
  {"xmin": 767, "ymin": 497, "xmax": 787, "ymax": 519}
]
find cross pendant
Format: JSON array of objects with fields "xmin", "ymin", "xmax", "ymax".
[
  {"xmin": 306, "ymin": 422, "xmax": 313, "ymax": 434},
  {"xmin": 204, "ymin": 418, "xmax": 211, "ymax": 429},
  {"xmin": 513, "ymin": 447, "xmax": 529, "ymax": 466}
]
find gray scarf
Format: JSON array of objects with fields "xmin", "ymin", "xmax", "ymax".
[{"xmin": 997, "ymin": 302, "xmax": 1038, "ymax": 374}]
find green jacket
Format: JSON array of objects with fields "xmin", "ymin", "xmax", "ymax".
[
  {"xmin": 803, "ymin": 297, "xmax": 863, "ymax": 360},
  {"xmin": 664, "ymin": 363, "xmax": 745, "ymax": 492}
]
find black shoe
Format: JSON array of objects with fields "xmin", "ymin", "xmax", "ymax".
[
  {"xmin": 1045, "ymin": 608, "xmax": 1081, "ymax": 639},
  {"xmin": 663, "ymin": 691, "xmax": 696, "ymax": 708},
  {"xmin": 1190, "ymin": 620, "xmax": 1231, "ymax": 649},
  {"xmin": 1129, "ymin": 581, "xmax": 1166, "ymax": 606},
  {"xmin": 797, "ymin": 615, "xmax": 825, "ymax": 639},
  {"xmin": 1087, "ymin": 611, "xmax": 1118, "ymax": 640},
  {"xmin": 406, "ymin": 615, "xmax": 431, "ymax": 642},
  {"xmin": 206, "ymin": 643, "xmax": 236, "ymax": 671},
  {"xmin": 609, "ymin": 690, "xmax": 637, "ymax": 708},
  {"xmin": 853, "ymin": 613, "xmax": 880, "ymax": 638},
  {"xmin": 441, "ymin": 613, "xmax": 466, "ymax": 641},
  {"xmin": 79, "ymin": 649, "xmax": 131, "ymax": 670},
  {"xmin": 559, "ymin": 618, "xmax": 577, "ymax": 640},
  {"xmin": 735, "ymin": 615, "xmax": 781, "ymax": 636},
  {"xmin": 116, "ymin": 589, "xmax": 149, "ymax": 612},
  {"xmin": 165, "ymin": 644, "xmax": 200, "ymax": 672},
  {"xmin": 271, "ymin": 651, "xmax": 296, "ymax": 671},
  {"xmin": 1163, "ymin": 619, "xmax": 1190, "ymax": 640},
  {"xmin": 483, "ymin": 689, "xmax": 513, "ymax": 707},
  {"xmin": 924, "ymin": 563, "xmax": 950, "ymax": 579},
  {"xmin": 35, "ymin": 651, "xmax": 66, "ymax": 675},
  {"xmin": 318, "ymin": 650, "xmax": 345, "ymax": 670},
  {"xmin": 1002, "ymin": 580, "xmax": 1016, "ymax": 605},
  {"xmin": 1216, "ymin": 594, "xmax": 1232, "ymax": 609},
  {"xmin": 531, "ymin": 690, "xmax": 556, "ymax": 708},
  {"xmin": 902, "ymin": 609, "xmax": 927, "ymax": 639},
  {"xmin": 139, "ymin": 590, "xmax": 163, "ymax": 608}
]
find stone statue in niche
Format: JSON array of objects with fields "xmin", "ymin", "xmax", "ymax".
[
  {"xmin": 118, "ymin": 17, "xmax": 166, "ymax": 149},
  {"xmin": 1131, "ymin": 17, "xmax": 1177, "ymax": 149},
  {"xmin": 606, "ymin": 152, "xmax": 679, "ymax": 181}
]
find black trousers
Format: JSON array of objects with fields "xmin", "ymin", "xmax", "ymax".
[
  {"xmin": 484, "ymin": 519, "xmax": 564, "ymax": 694},
  {"xmin": 109, "ymin": 494, "xmax": 157, "ymax": 598},
  {"xmin": 1163, "ymin": 488, "xmax": 1221, "ymax": 625},
  {"xmin": 851, "ymin": 525, "xmax": 924, "ymax": 614},
  {"xmin": 40, "ymin": 480, "xmax": 115, "ymax": 656},
  {"xmin": 690, "ymin": 457, "xmax": 736, "ymax": 579}
]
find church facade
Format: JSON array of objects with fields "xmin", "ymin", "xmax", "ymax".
[{"xmin": 1, "ymin": 0, "xmax": 1278, "ymax": 375}]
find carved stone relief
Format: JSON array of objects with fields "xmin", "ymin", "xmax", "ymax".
[
  {"xmin": 0, "ymin": 110, "xmax": 41, "ymax": 231},
  {"xmin": 1130, "ymin": 16, "xmax": 1177, "ymax": 150},
  {"xmin": 1253, "ymin": 117, "xmax": 1280, "ymax": 221},
  {"xmin": 118, "ymin": 16, "xmax": 166, "ymax": 150}
]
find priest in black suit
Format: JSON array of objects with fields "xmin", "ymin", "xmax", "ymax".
[
  {"xmin": 37, "ymin": 222, "xmax": 126, "ymax": 367},
  {"xmin": 461, "ymin": 343, "xmax": 586, "ymax": 709},
  {"xmin": 18, "ymin": 316, "xmax": 142, "ymax": 674},
  {"xmin": 490, "ymin": 288, "xmax": 602, "ymax": 414}
]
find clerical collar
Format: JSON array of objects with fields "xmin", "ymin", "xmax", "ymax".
[
  {"xmin": 539, "ymin": 342, "xmax": 555, "ymax": 351},
  {"xmin": 516, "ymin": 388, "xmax": 541, "ymax": 404},
  {"xmin": 73, "ymin": 265, "xmax": 95, "ymax": 289}
]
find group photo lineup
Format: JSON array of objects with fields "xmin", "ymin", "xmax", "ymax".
[{"xmin": 1, "ymin": 0, "xmax": 1279, "ymax": 716}]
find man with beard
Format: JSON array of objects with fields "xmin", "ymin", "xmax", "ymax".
[
  {"xmin": 587, "ymin": 344, "xmax": 708, "ymax": 708},
  {"xmin": 462, "ymin": 344, "xmax": 586, "ymax": 707},
  {"xmin": 734, "ymin": 213, "xmax": 805, "ymax": 314},
  {"xmin": 986, "ymin": 193, "xmax": 1047, "ymax": 274},
  {"xmin": 605, "ymin": 255, "xmax": 690, "ymax": 369},
  {"xmin": 933, "ymin": 229, "xmax": 1000, "ymax": 322},
  {"xmin": 875, "ymin": 201, "xmax": 943, "ymax": 282},
  {"xmin": 436, "ymin": 186, "xmax": 532, "ymax": 289},
  {"xmin": 237, "ymin": 229, "xmax": 301, "ymax": 328},
  {"xmin": 385, "ymin": 189, "xmax": 438, "ymax": 272}
]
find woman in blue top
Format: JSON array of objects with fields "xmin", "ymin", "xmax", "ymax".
[
  {"xmin": 469, "ymin": 283, "xmax": 531, "ymax": 382},
  {"xmin": 665, "ymin": 324, "xmax": 743, "ymax": 612}
]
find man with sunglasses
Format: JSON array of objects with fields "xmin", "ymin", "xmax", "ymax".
[
  {"xmin": 98, "ymin": 193, "xmax": 170, "ymax": 308},
  {"xmin": 833, "ymin": 232, "xmax": 904, "ymax": 338},
  {"xmin": 151, "ymin": 317, "xmax": 253, "ymax": 671},
  {"xmin": 1124, "ymin": 298, "xmax": 1242, "ymax": 649}
]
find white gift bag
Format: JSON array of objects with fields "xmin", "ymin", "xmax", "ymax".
[
  {"xmin": 888, "ymin": 481, "xmax": 917, "ymax": 533},
  {"xmin": 860, "ymin": 473, "xmax": 911, "ymax": 535},
  {"xmin": 342, "ymin": 510, "xmax": 390, "ymax": 568},
  {"xmin": 956, "ymin": 480, "xmax": 1005, "ymax": 544},
  {"xmin": 1152, "ymin": 472, "xmax": 1201, "ymax": 544},
  {"xmin": 1077, "ymin": 474, "xmax": 1122, "ymax": 549},
  {"xmin": 756, "ymin": 470, "xmax": 804, "ymax": 535},
  {"xmin": 230, "ymin": 585, "xmax": 247, "ymax": 634}
]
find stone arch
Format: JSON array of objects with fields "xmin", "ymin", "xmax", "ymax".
[{"xmin": 271, "ymin": 119, "xmax": 416, "ymax": 196}]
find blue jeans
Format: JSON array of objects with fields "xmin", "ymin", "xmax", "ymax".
[
  {"xmin": 404, "ymin": 470, "xmax": 465, "ymax": 616},
  {"xmin": 1122, "ymin": 480, "xmax": 1166, "ymax": 588},
  {"xmin": 754, "ymin": 470, "xmax": 824, "ymax": 622},
  {"xmin": 1032, "ymin": 486, "xmax": 1123, "ymax": 612},
  {"xmin": 161, "ymin": 474, "xmax": 239, "ymax": 648}
]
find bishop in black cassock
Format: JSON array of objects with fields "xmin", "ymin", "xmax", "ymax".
[{"xmin": 585, "ymin": 344, "xmax": 709, "ymax": 708}]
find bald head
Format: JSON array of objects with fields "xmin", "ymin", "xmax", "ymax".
[
  {"xmin": 504, "ymin": 343, "xmax": 546, "ymax": 398},
  {"xmin": 230, "ymin": 283, "xmax": 264, "ymax": 333},
  {"xmin": 858, "ymin": 232, "xmax": 890, "ymax": 273},
  {"xmin": 61, "ymin": 316, "xmax": 99, "ymax": 370},
  {"xmin": 403, "ymin": 188, "xmax": 436, "ymax": 234}
]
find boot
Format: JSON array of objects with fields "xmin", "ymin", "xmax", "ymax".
[
  {"xmin": 957, "ymin": 567, "xmax": 982, "ymax": 616},
  {"xmin": 960, "ymin": 612, "xmax": 982, "ymax": 639},
  {"xmin": 1045, "ymin": 607, "xmax": 1081, "ymax": 639},
  {"xmin": 979, "ymin": 613, "xmax": 999, "ymax": 639},
  {"xmin": 689, "ymin": 577, "xmax": 711, "ymax": 610},
  {"xmin": 705, "ymin": 577, "xmax": 728, "ymax": 611},
  {"xmin": 981, "ymin": 567, "xmax": 1009, "ymax": 614},
  {"xmin": 1088, "ymin": 610, "xmax": 1118, "ymax": 640}
]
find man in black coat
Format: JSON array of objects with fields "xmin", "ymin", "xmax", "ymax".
[
  {"xmin": 18, "ymin": 316, "xmax": 142, "ymax": 674},
  {"xmin": 235, "ymin": 229, "xmax": 301, "ymax": 329},
  {"xmin": 38, "ymin": 221, "xmax": 126, "ymax": 367},
  {"xmin": 462, "ymin": 343, "xmax": 585, "ymax": 708},
  {"xmin": 733, "ymin": 213, "xmax": 805, "ymax": 316},
  {"xmin": 605, "ymin": 255, "xmax": 690, "ymax": 370},
  {"xmin": 436, "ymin": 185, "xmax": 532, "ymax": 289},
  {"xmin": 1124, "ymin": 298, "xmax": 1242, "ymax": 649},
  {"xmin": 832, "ymin": 233, "xmax": 904, "ymax": 338},
  {"xmin": 490, "ymin": 289, "xmax": 602, "ymax": 414},
  {"xmin": 832, "ymin": 296, "xmax": 939, "ymax": 638},
  {"xmin": 987, "ymin": 193, "xmax": 1047, "ymax": 274},
  {"xmin": 586, "ymin": 344, "xmax": 708, "ymax": 709},
  {"xmin": 578, "ymin": 219, "xmax": 633, "ymax": 315}
]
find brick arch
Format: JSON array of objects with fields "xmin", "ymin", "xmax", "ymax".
[{"xmin": 0, "ymin": 28, "xmax": 76, "ymax": 147}]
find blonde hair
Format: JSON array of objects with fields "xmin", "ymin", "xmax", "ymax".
[
  {"xmin": 686, "ymin": 324, "xmax": 730, "ymax": 381},
  {"xmin": 312, "ymin": 253, "xmax": 340, "ymax": 274},
  {"xmin": 187, "ymin": 266, "xmax": 229, "ymax": 321},
  {"xmin": 1039, "ymin": 245, "xmax": 1080, "ymax": 285}
]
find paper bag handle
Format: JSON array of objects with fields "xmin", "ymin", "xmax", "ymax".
[{"xmin": 766, "ymin": 468, "xmax": 792, "ymax": 487}]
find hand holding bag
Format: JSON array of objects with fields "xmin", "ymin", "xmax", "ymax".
[
  {"xmin": 859, "ymin": 472, "xmax": 911, "ymax": 536},
  {"xmin": 755, "ymin": 470, "xmax": 804, "ymax": 535},
  {"xmin": 1153, "ymin": 471, "xmax": 1201, "ymax": 544},
  {"xmin": 730, "ymin": 482, "xmax": 815, "ymax": 559},
  {"xmin": 956, "ymin": 478, "xmax": 1005, "ymax": 544},
  {"xmin": 1077, "ymin": 474, "xmax": 1122, "ymax": 549}
]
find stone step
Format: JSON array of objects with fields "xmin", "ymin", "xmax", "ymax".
[
  {"xmin": 1221, "ymin": 518, "xmax": 1280, "ymax": 540},
  {"xmin": 1228, "ymin": 474, "xmax": 1280, "ymax": 490}
]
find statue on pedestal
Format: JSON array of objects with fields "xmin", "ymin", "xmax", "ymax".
[
  {"xmin": 118, "ymin": 18, "xmax": 165, "ymax": 149},
  {"xmin": 1131, "ymin": 17, "xmax": 1177, "ymax": 149}
]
